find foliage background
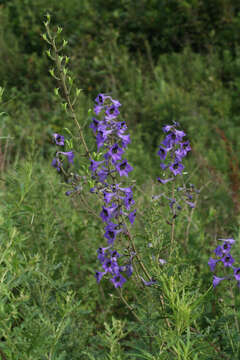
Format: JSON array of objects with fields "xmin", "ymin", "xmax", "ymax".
[{"xmin": 0, "ymin": 0, "xmax": 240, "ymax": 359}]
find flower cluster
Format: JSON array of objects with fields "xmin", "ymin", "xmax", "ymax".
[
  {"xmin": 157, "ymin": 121, "xmax": 191, "ymax": 183},
  {"xmin": 90, "ymin": 93, "xmax": 136, "ymax": 288},
  {"xmin": 208, "ymin": 237, "xmax": 240, "ymax": 288},
  {"xmin": 51, "ymin": 133, "xmax": 74, "ymax": 172},
  {"xmin": 155, "ymin": 122, "xmax": 198, "ymax": 218}
]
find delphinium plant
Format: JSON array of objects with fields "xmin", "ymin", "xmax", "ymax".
[
  {"xmin": 43, "ymin": 15, "xmax": 154, "ymax": 299},
  {"xmin": 43, "ymin": 15, "xmax": 240, "ymax": 360},
  {"xmin": 152, "ymin": 120, "xmax": 200, "ymax": 254}
]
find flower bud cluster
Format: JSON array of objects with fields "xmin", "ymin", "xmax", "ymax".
[
  {"xmin": 90, "ymin": 93, "xmax": 136, "ymax": 288},
  {"xmin": 208, "ymin": 237, "xmax": 240, "ymax": 288},
  {"xmin": 155, "ymin": 122, "xmax": 199, "ymax": 218},
  {"xmin": 157, "ymin": 121, "xmax": 191, "ymax": 183}
]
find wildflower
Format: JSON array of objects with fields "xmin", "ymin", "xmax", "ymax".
[
  {"xmin": 129, "ymin": 209, "xmax": 136, "ymax": 225},
  {"xmin": 157, "ymin": 146, "xmax": 168, "ymax": 160},
  {"xmin": 221, "ymin": 254, "xmax": 235, "ymax": 267},
  {"xmin": 58, "ymin": 151, "xmax": 74, "ymax": 164},
  {"xmin": 107, "ymin": 144, "xmax": 124, "ymax": 163},
  {"xmin": 116, "ymin": 160, "xmax": 133, "ymax": 177},
  {"xmin": 104, "ymin": 223, "xmax": 122, "ymax": 245},
  {"xmin": 214, "ymin": 245, "xmax": 223, "ymax": 257},
  {"xmin": 51, "ymin": 157, "xmax": 62, "ymax": 172},
  {"xmin": 140, "ymin": 276, "xmax": 157, "ymax": 286},
  {"xmin": 208, "ymin": 258, "xmax": 220, "ymax": 272},
  {"xmin": 97, "ymin": 246, "xmax": 111, "ymax": 263},
  {"xmin": 157, "ymin": 177, "xmax": 174, "ymax": 184},
  {"xmin": 110, "ymin": 274, "xmax": 126, "ymax": 288},
  {"xmin": 185, "ymin": 200, "xmax": 195, "ymax": 208},
  {"xmin": 234, "ymin": 267, "xmax": 240, "ymax": 281},
  {"xmin": 53, "ymin": 133, "xmax": 64, "ymax": 146},
  {"xmin": 169, "ymin": 161, "xmax": 184, "ymax": 176},
  {"xmin": 102, "ymin": 258, "xmax": 119, "ymax": 274},
  {"xmin": 213, "ymin": 275, "xmax": 227, "ymax": 288},
  {"xmin": 218, "ymin": 238, "xmax": 235, "ymax": 245},
  {"xmin": 100, "ymin": 204, "xmax": 118, "ymax": 223},
  {"xmin": 95, "ymin": 271, "xmax": 106, "ymax": 283},
  {"xmin": 105, "ymin": 104, "xmax": 120, "ymax": 120}
]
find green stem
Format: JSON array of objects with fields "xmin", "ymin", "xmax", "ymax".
[
  {"xmin": 170, "ymin": 181, "xmax": 175, "ymax": 251},
  {"xmin": 45, "ymin": 24, "xmax": 91, "ymax": 159}
]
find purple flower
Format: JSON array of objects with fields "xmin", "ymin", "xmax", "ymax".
[
  {"xmin": 129, "ymin": 209, "xmax": 136, "ymax": 225},
  {"xmin": 125, "ymin": 263, "xmax": 133, "ymax": 277},
  {"xmin": 90, "ymin": 118, "xmax": 101, "ymax": 134},
  {"xmin": 53, "ymin": 133, "xmax": 64, "ymax": 146},
  {"xmin": 123, "ymin": 194, "xmax": 135, "ymax": 211},
  {"xmin": 218, "ymin": 238, "xmax": 235, "ymax": 245},
  {"xmin": 214, "ymin": 245, "xmax": 223, "ymax": 257},
  {"xmin": 140, "ymin": 277, "xmax": 156, "ymax": 286},
  {"xmin": 160, "ymin": 163, "xmax": 169, "ymax": 170},
  {"xmin": 185, "ymin": 200, "xmax": 195, "ymax": 208},
  {"xmin": 118, "ymin": 186, "xmax": 133, "ymax": 196},
  {"xmin": 157, "ymin": 146, "xmax": 168, "ymax": 160},
  {"xmin": 234, "ymin": 267, "xmax": 240, "ymax": 281},
  {"xmin": 107, "ymin": 144, "xmax": 124, "ymax": 163},
  {"xmin": 116, "ymin": 160, "xmax": 133, "ymax": 177},
  {"xmin": 105, "ymin": 104, "xmax": 120, "ymax": 120},
  {"xmin": 96, "ymin": 128, "xmax": 112, "ymax": 150},
  {"xmin": 221, "ymin": 254, "xmax": 235, "ymax": 267},
  {"xmin": 174, "ymin": 129, "xmax": 186, "ymax": 141},
  {"xmin": 97, "ymin": 167, "xmax": 109, "ymax": 183},
  {"xmin": 97, "ymin": 246, "xmax": 110, "ymax": 263},
  {"xmin": 162, "ymin": 130, "xmax": 186, "ymax": 147},
  {"xmin": 116, "ymin": 121, "xmax": 127, "ymax": 134},
  {"xmin": 162, "ymin": 125, "xmax": 173, "ymax": 133},
  {"xmin": 95, "ymin": 271, "xmax": 106, "ymax": 283},
  {"xmin": 110, "ymin": 274, "xmax": 126, "ymax": 288},
  {"xmin": 104, "ymin": 223, "xmax": 121, "ymax": 245},
  {"xmin": 103, "ymin": 191, "xmax": 116, "ymax": 204},
  {"xmin": 58, "ymin": 151, "xmax": 74, "ymax": 164},
  {"xmin": 221, "ymin": 241, "xmax": 232, "ymax": 254},
  {"xmin": 102, "ymin": 258, "xmax": 119, "ymax": 274},
  {"xmin": 169, "ymin": 161, "xmax": 184, "ymax": 176},
  {"xmin": 208, "ymin": 258, "xmax": 220, "ymax": 272},
  {"xmin": 111, "ymin": 99, "xmax": 122, "ymax": 108},
  {"xmin": 213, "ymin": 275, "xmax": 227, "ymax": 288},
  {"xmin": 179, "ymin": 141, "xmax": 191, "ymax": 157},
  {"xmin": 95, "ymin": 93, "xmax": 109, "ymax": 105},
  {"xmin": 51, "ymin": 157, "xmax": 62, "ymax": 172},
  {"xmin": 169, "ymin": 198, "xmax": 176, "ymax": 209},
  {"xmin": 100, "ymin": 204, "xmax": 118, "ymax": 222},
  {"xmin": 94, "ymin": 104, "xmax": 103, "ymax": 115},
  {"xmin": 89, "ymin": 159, "xmax": 104, "ymax": 173},
  {"xmin": 110, "ymin": 249, "xmax": 121, "ymax": 260},
  {"xmin": 157, "ymin": 177, "xmax": 174, "ymax": 184},
  {"xmin": 118, "ymin": 133, "xmax": 131, "ymax": 148}
]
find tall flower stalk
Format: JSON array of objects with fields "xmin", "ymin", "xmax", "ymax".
[
  {"xmin": 155, "ymin": 121, "xmax": 199, "ymax": 250},
  {"xmin": 89, "ymin": 94, "xmax": 139, "ymax": 288}
]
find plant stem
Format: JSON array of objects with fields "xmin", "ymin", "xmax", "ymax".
[{"xmin": 45, "ymin": 23, "xmax": 91, "ymax": 159}]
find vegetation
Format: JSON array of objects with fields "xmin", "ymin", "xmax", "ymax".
[{"xmin": 0, "ymin": 1, "xmax": 239, "ymax": 359}]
